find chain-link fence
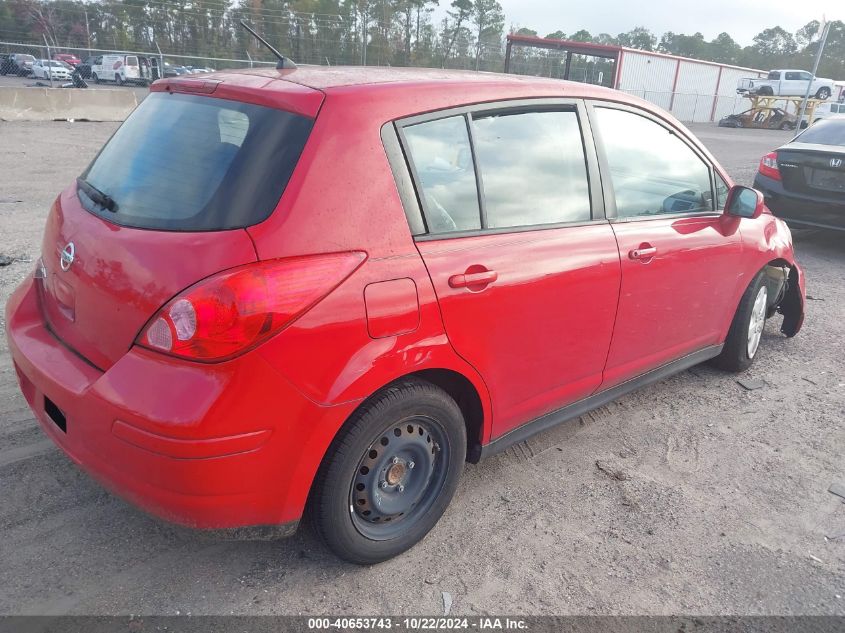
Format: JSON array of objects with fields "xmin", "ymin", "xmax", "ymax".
[
  {"xmin": 0, "ymin": 40, "xmax": 275, "ymax": 87},
  {"xmin": 2, "ymin": 39, "xmax": 754, "ymax": 124},
  {"xmin": 618, "ymin": 89, "xmax": 749, "ymax": 124}
]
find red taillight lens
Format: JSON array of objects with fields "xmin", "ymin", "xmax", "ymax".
[
  {"xmin": 136, "ymin": 252, "xmax": 366, "ymax": 362},
  {"xmin": 759, "ymin": 151, "xmax": 781, "ymax": 181}
]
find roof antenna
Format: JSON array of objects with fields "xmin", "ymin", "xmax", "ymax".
[{"xmin": 239, "ymin": 20, "xmax": 297, "ymax": 70}]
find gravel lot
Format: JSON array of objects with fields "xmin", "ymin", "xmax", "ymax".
[{"xmin": 0, "ymin": 120, "xmax": 842, "ymax": 616}]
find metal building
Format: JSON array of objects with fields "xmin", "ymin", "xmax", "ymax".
[{"xmin": 505, "ymin": 34, "xmax": 767, "ymax": 123}]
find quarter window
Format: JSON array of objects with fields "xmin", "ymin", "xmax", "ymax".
[
  {"xmin": 716, "ymin": 173, "xmax": 730, "ymax": 209},
  {"xmin": 471, "ymin": 110, "xmax": 591, "ymax": 228},
  {"xmin": 594, "ymin": 107, "xmax": 714, "ymax": 218},
  {"xmin": 403, "ymin": 116, "xmax": 481, "ymax": 233}
]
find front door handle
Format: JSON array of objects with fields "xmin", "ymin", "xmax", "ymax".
[
  {"xmin": 629, "ymin": 245, "xmax": 657, "ymax": 260},
  {"xmin": 448, "ymin": 270, "xmax": 498, "ymax": 289}
]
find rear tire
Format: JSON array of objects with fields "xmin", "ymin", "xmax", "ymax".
[
  {"xmin": 816, "ymin": 87, "xmax": 831, "ymax": 100},
  {"xmin": 713, "ymin": 270, "xmax": 768, "ymax": 372},
  {"xmin": 311, "ymin": 379, "xmax": 466, "ymax": 565},
  {"xmin": 758, "ymin": 87, "xmax": 774, "ymax": 96}
]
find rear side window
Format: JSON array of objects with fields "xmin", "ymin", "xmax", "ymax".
[
  {"xmin": 80, "ymin": 92, "xmax": 312, "ymax": 231},
  {"xmin": 403, "ymin": 116, "xmax": 481, "ymax": 233},
  {"xmin": 126, "ymin": 56, "xmax": 138, "ymax": 66},
  {"xmin": 593, "ymin": 107, "xmax": 713, "ymax": 218},
  {"xmin": 472, "ymin": 110, "xmax": 590, "ymax": 228}
]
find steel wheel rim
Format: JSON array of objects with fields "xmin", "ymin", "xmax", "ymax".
[
  {"xmin": 349, "ymin": 415, "xmax": 449, "ymax": 541},
  {"xmin": 747, "ymin": 286, "xmax": 768, "ymax": 358}
]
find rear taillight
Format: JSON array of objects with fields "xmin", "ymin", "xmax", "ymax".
[
  {"xmin": 759, "ymin": 151, "xmax": 781, "ymax": 181},
  {"xmin": 136, "ymin": 252, "xmax": 366, "ymax": 362}
]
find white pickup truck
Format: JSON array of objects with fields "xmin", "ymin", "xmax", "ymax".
[{"xmin": 737, "ymin": 69, "xmax": 835, "ymax": 99}]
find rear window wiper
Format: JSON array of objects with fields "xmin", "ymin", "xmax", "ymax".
[{"xmin": 77, "ymin": 177, "xmax": 119, "ymax": 213}]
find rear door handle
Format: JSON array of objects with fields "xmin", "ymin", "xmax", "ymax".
[
  {"xmin": 448, "ymin": 270, "xmax": 498, "ymax": 289},
  {"xmin": 629, "ymin": 246, "xmax": 657, "ymax": 260}
]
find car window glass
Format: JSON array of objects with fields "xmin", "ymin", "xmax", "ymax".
[
  {"xmin": 81, "ymin": 92, "xmax": 313, "ymax": 231},
  {"xmin": 403, "ymin": 116, "xmax": 481, "ymax": 233},
  {"xmin": 715, "ymin": 173, "xmax": 730, "ymax": 209},
  {"xmin": 785, "ymin": 72, "xmax": 799, "ymax": 81},
  {"xmin": 767, "ymin": 71, "xmax": 779, "ymax": 80},
  {"xmin": 799, "ymin": 72, "xmax": 812, "ymax": 81},
  {"xmin": 797, "ymin": 120, "xmax": 845, "ymax": 145},
  {"xmin": 594, "ymin": 107, "xmax": 713, "ymax": 218},
  {"xmin": 471, "ymin": 110, "xmax": 591, "ymax": 228}
]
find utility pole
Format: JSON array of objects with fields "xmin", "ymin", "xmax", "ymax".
[
  {"xmin": 798, "ymin": 20, "xmax": 831, "ymax": 126},
  {"xmin": 155, "ymin": 42, "xmax": 164, "ymax": 81},
  {"xmin": 361, "ymin": 5, "xmax": 368, "ymax": 66},
  {"xmin": 84, "ymin": 9, "xmax": 91, "ymax": 57}
]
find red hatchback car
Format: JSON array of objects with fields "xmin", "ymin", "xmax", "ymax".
[{"xmin": 6, "ymin": 67, "xmax": 805, "ymax": 564}]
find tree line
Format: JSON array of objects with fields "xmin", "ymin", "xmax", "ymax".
[{"xmin": 0, "ymin": 0, "xmax": 842, "ymax": 79}]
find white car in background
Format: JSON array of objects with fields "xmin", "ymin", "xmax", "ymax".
[{"xmin": 31, "ymin": 59, "xmax": 71, "ymax": 81}]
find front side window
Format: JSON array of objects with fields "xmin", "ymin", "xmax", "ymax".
[
  {"xmin": 593, "ymin": 107, "xmax": 713, "ymax": 218},
  {"xmin": 403, "ymin": 116, "xmax": 481, "ymax": 233},
  {"xmin": 785, "ymin": 72, "xmax": 800, "ymax": 81},
  {"xmin": 471, "ymin": 110, "xmax": 591, "ymax": 228}
]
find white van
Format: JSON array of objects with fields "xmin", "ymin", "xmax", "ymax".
[{"xmin": 91, "ymin": 54, "xmax": 143, "ymax": 85}]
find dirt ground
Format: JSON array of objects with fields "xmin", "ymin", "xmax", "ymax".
[{"xmin": 0, "ymin": 121, "xmax": 842, "ymax": 616}]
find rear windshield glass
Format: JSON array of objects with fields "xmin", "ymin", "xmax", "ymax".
[
  {"xmin": 79, "ymin": 92, "xmax": 313, "ymax": 231},
  {"xmin": 796, "ymin": 119, "xmax": 845, "ymax": 146}
]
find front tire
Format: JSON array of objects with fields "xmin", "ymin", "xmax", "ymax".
[
  {"xmin": 713, "ymin": 271, "xmax": 769, "ymax": 372},
  {"xmin": 816, "ymin": 87, "xmax": 831, "ymax": 100},
  {"xmin": 311, "ymin": 379, "xmax": 466, "ymax": 565}
]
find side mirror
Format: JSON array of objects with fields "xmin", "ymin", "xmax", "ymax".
[{"xmin": 725, "ymin": 185, "xmax": 765, "ymax": 219}]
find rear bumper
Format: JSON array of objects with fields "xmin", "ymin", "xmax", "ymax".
[
  {"xmin": 755, "ymin": 173, "xmax": 845, "ymax": 231},
  {"xmin": 5, "ymin": 275, "xmax": 358, "ymax": 531}
]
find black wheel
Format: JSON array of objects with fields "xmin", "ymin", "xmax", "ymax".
[
  {"xmin": 780, "ymin": 121, "xmax": 793, "ymax": 131},
  {"xmin": 816, "ymin": 87, "xmax": 831, "ymax": 100},
  {"xmin": 758, "ymin": 87, "xmax": 774, "ymax": 96},
  {"xmin": 735, "ymin": 119, "xmax": 744, "ymax": 128},
  {"xmin": 713, "ymin": 270, "xmax": 769, "ymax": 372},
  {"xmin": 311, "ymin": 379, "xmax": 466, "ymax": 565}
]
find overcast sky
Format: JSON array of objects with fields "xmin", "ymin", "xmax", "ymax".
[{"xmin": 435, "ymin": 1, "xmax": 842, "ymax": 45}]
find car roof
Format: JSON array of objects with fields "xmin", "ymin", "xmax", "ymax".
[{"xmin": 214, "ymin": 65, "xmax": 620, "ymax": 94}]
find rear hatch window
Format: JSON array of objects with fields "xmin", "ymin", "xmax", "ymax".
[{"xmin": 79, "ymin": 92, "xmax": 313, "ymax": 231}]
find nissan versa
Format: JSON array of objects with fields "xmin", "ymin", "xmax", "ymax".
[{"xmin": 6, "ymin": 67, "xmax": 805, "ymax": 564}]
